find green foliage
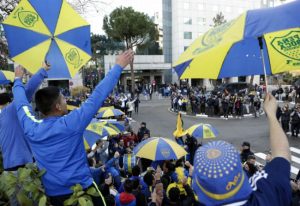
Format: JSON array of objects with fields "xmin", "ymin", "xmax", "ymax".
[
  {"xmin": 0, "ymin": 14, "xmax": 9, "ymax": 70},
  {"xmin": 213, "ymin": 12, "xmax": 227, "ymax": 27},
  {"xmin": 282, "ymin": 72, "xmax": 298, "ymax": 84},
  {"xmin": 0, "ymin": 163, "xmax": 49, "ymax": 205},
  {"xmin": 103, "ymin": 6, "xmax": 158, "ymax": 49},
  {"xmin": 136, "ymin": 41, "xmax": 162, "ymax": 55},
  {"xmin": 64, "ymin": 184, "xmax": 99, "ymax": 206},
  {"xmin": 91, "ymin": 34, "xmax": 124, "ymax": 57}
]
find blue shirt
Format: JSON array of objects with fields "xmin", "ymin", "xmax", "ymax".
[
  {"xmin": 13, "ymin": 65, "xmax": 123, "ymax": 196},
  {"xmin": 0, "ymin": 69, "xmax": 47, "ymax": 169},
  {"xmin": 244, "ymin": 157, "xmax": 291, "ymax": 206}
]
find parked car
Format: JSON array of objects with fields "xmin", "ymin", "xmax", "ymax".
[{"xmin": 212, "ymin": 82, "xmax": 254, "ymax": 95}]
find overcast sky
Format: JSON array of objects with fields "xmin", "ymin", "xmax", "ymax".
[{"xmin": 81, "ymin": 0, "xmax": 162, "ymax": 34}]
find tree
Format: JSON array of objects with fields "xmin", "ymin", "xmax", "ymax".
[
  {"xmin": 103, "ymin": 6, "xmax": 158, "ymax": 93},
  {"xmin": 212, "ymin": 12, "xmax": 227, "ymax": 85},
  {"xmin": 136, "ymin": 40, "xmax": 162, "ymax": 55},
  {"xmin": 213, "ymin": 12, "xmax": 226, "ymax": 27}
]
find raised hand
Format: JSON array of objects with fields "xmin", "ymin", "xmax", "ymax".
[
  {"xmin": 14, "ymin": 65, "xmax": 24, "ymax": 79},
  {"xmin": 116, "ymin": 49, "xmax": 134, "ymax": 68}
]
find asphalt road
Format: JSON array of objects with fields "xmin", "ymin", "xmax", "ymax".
[{"xmin": 130, "ymin": 96, "xmax": 300, "ymax": 154}]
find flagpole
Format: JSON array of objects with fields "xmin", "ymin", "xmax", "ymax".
[{"xmin": 258, "ymin": 37, "xmax": 269, "ymax": 93}]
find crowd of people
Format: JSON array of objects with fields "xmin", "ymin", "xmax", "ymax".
[
  {"xmin": 0, "ymin": 50, "xmax": 299, "ymax": 206},
  {"xmin": 277, "ymin": 103, "xmax": 300, "ymax": 137},
  {"xmin": 171, "ymin": 91, "xmax": 262, "ymax": 119}
]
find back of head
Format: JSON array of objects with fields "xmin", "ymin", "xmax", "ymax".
[
  {"xmin": 0, "ymin": 93, "xmax": 12, "ymax": 106},
  {"xmin": 168, "ymin": 186, "xmax": 180, "ymax": 202},
  {"xmin": 143, "ymin": 171, "xmax": 154, "ymax": 187},
  {"xmin": 132, "ymin": 165, "xmax": 140, "ymax": 177},
  {"xmin": 35, "ymin": 86, "xmax": 60, "ymax": 115},
  {"xmin": 192, "ymin": 140, "xmax": 252, "ymax": 205},
  {"xmin": 132, "ymin": 178, "xmax": 140, "ymax": 190},
  {"xmin": 123, "ymin": 179, "xmax": 133, "ymax": 193}
]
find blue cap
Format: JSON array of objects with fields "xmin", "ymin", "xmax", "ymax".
[{"xmin": 192, "ymin": 141, "xmax": 252, "ymax": 206}]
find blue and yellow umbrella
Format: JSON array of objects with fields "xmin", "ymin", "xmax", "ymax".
[
  {"xmin": 100, "ymin": 120, "xmax": 125, "ymax": 133},
  {"xmin": 174, "ymin": 1, "xmax": 300, "ymax": 80},
  {"xmin": 133, "ymin": 137, "xmax": 187, "ymax": 161},
  {"xmin": 0, "ymin": 70, "xmax": 14, "ymax": 84},
  {"xmin": 2, "ymin": 0, "xmax": 91, "ymax": 79},
  {"xmin": 187, "ymin": 124, "xmax": 218, "ymax": 140},
  {"xmin": 84, "ymin": 122, "xmax": 118, "ymax": 147},
  {"xmin": 96, "ymin": 109, "xmax": 124, "ymax": 119}
]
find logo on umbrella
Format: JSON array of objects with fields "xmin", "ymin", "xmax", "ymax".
[
  {"xmin": 65, "ymin": 48, "xmax": 82, "ymax": 68},
  {"xmin": 161, "ymin": 148, "xmax": 170, "ymax": 158},
  {"xmin": 271, "ymin": 31, "xmax": 300, "ymax": 61},
  {"xmin": 14, "ymin": 7, "xmax": 38, "ymax": 28},
  {"xmin": 193, "ymin": 20, "xmax": 236, "ymax": 56}
]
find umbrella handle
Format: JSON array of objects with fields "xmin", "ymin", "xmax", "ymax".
[{"xmin": 258, "ymin": 37, "xmax": 269, "ymax": 93}]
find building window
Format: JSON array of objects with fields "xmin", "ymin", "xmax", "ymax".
[
  {"xmin": 184, "ymin": 32, "xmax": 192, "ymax": 39},
  {"xmin": 184, "ymin": 3, "xmax": 189, "ymax": 9},
  {"xmin": 184, "ymin": 46, "xmax": 189, "ymax": 51},
  {"xmin": 184, "ymin": 17, "xmax": 192, "ymax": 25},
  {"xmin": 198, "ymin": 3, "xmax": 205, "ymax": 10}
]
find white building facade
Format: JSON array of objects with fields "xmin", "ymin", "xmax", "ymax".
[
  {"xmin": 104, "ymin": 55, "xmax": 171, "ymax": 91},
  {"xmin": 163, "ymin": 0, "xmax": 287, "ymax": 87}
]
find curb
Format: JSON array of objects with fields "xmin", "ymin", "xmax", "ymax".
[{"xmin": 168, "ymin": 108, "xmax": 265, "ymax": 120}]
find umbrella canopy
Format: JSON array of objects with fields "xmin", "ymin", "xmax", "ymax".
[
  {"xmin": 84, "ymin": 122, "xmax": 118, "ymax": 147},
  {"xmin": 96, "ymin": 109, "xmax": 124, "ymax": 118},
  {"xmin": 186, "ymin": 124, "xmax": 218, "ymax": 140},
  {"xmin": 0, "ymin": 70, "xmax": 14, "ymax": 84},
  {"xmin": 173, "ymin": 1, "xmax": 300, "ymax": 79},
  {"xmin": 2, "ymin": 0, "xmax": 91, "ymax": 79},
  {"xmin": 100, "ymin": 120, "xmax": 125, "ymax": 133},
  {"xmin": 133, "ymin": 137, "xmax": 187, "ymax": 161}
]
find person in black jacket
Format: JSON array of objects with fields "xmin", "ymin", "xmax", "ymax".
[
  {"xmin": 281, "ymin": 105, "xmax": 290, "ymax": 133},
  {"xmin": 240, "ymin": 141, "xmax": 254, "ymax": 163}
]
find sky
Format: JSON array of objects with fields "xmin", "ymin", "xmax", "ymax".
[{"xmin": 81, "ymin": 0, "xmax": 162, "ymax": 34}]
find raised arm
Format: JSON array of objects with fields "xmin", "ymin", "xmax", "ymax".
[
  {"xmin": 24, "ymin": 62, "xmax": 50, "ymax": 101},
  {"xmin": 13, "ymin": 68, "xmax": 41, "ymax": 137},
  {"xmin": 263, "ymin": 93, "xmax": 291, "ymax": 162},
  {"xmin": 64, "ymin": 50, "xmax": 134, "ymax": 131}
]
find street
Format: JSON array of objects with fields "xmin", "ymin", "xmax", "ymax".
[{"xmin": 131, "ymin": 95, "xmax": 300, "ymax": 177}]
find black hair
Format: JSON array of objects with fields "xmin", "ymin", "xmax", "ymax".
[
  {"xmin": 164, "ymin": 161, "xmax": 175, "ymax": 172},
  {"xmin": 141, "ymin": 122, "xmax": 146, "ymax": 126},
  {"xmin": 123, "ymin": 179, "xmax": 133, "ymax": 193},
  {"xmin": 0, "ymin": 93, "xmax": 12, "ymax": 105},
  {"xmin": 132, "ymin": 165, "xmax": 140, "ymax": 177},
  {"xmin": 143, "ymin": 171, "xmax": 154, "ymax": 187},
  {"xmin": 132, "ymin": 178, "xmax": 140, "ymax": 190},
  {"xmin": 168, "ymin": 187, "xmax": 180, "ymax": 202},
  {"xmin": 161, "ymin": 174, "xmax": 172, "ymax": 190},
  {"xmin": 175, "ymin": 158, "xmax": 184, "ymax": 168},
  {"xmin": 35, "ymin": 86, "xmax": 60, "ymax": 115},
  {"xmin": 247, "ymin": 155, "xmax": 256, "ymax": 161},
  {"xmin": 87, "ymin": 157, "xmax": 94, "ymax": 167}
]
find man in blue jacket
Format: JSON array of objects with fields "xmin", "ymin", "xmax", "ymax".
[
  {"xmin": 0, "ymin": 63, "xmax": 49, "ymax": 171},
  {"xmin": 13, "ymin": 50, "xmax": 134, "ymax": 205}
]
